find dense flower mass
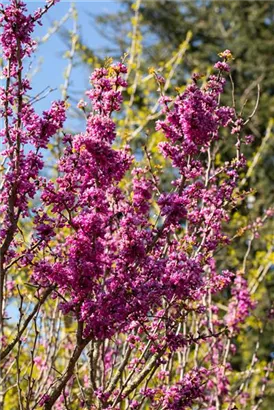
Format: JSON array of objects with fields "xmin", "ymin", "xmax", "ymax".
[
  {"xmin": 32, "ymin": 59, "xmax": 240, "ymax": 341},
  {"xmin": 29, "ymin": 53, "xmax": 256, "ymax": 407},
  {"xmin": 1, "ymin": 2, "xmax": 272, "ymax": 410},
  {"xmin": 226, "ymin": 274, "xmax": 256, "ymax": 331}
]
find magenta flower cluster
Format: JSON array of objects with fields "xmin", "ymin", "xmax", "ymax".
[{"xmin": 1, "ymin": 2, "xmax": 267, "ymax": 409}]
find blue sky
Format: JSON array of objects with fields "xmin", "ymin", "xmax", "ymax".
[{"xmin": 24, "ymin": 1, "xmax": 122, "ymax": 129}]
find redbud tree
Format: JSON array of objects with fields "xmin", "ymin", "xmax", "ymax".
[{"xmin": 0, "ymin": 1, "xmax": 273, "ymax": 409}]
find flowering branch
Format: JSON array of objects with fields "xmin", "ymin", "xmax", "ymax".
[{"xmin": 0, "ymin": 2, "xmax": 273, "ymax": 409}]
